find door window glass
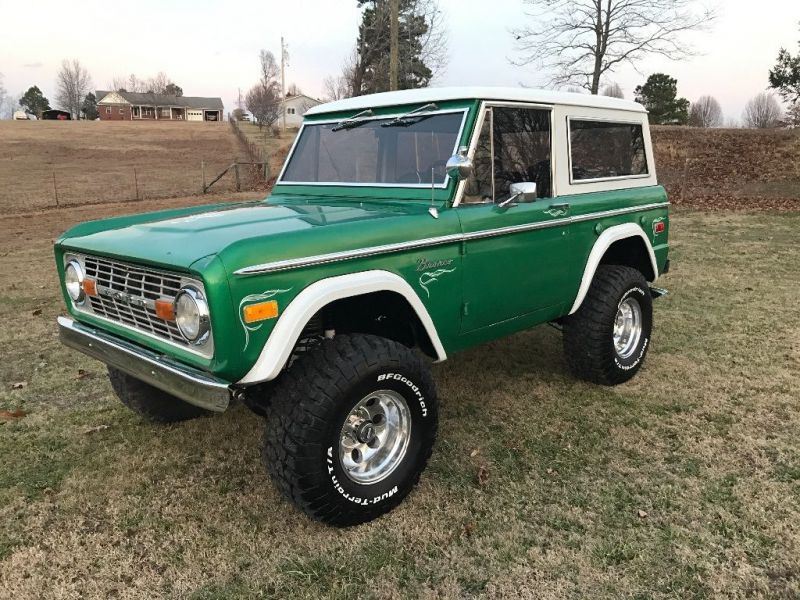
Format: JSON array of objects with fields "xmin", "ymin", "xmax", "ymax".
[{"xmin": 462, "ymin": 107, "xmax": 552, "ymax": 204}]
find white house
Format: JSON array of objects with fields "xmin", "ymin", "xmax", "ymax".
[{"xmin": 280, "ymin": 94, "xmax": 321, "ymax": 128}]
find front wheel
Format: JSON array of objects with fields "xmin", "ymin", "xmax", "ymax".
[
  {"xmin": 562, "ymin": 265, "xmax": 653, "ymax": 385},
  {"xmin": 262, "ymin": 334, "xmax": 438, "ymax": 526},
  {"xmin": 107, "ymin": 367, "xmax": 210, "ymax": 423}
]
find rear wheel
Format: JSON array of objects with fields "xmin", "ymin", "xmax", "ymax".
[
  {"xmin": 563, "ymin": 265, "xmax": 653, "ymax": 385},
  {"xmin": 262, "ymin": 334, "xmax": 438, "ymax": 527},
  {"xmin": 107, "ymin": 367, "xmax": 210, "ymax": 423}
]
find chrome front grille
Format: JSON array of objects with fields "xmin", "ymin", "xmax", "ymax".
[{"xmin": 67, "ymin": 253, "xmax": 212, "ymax": 356}]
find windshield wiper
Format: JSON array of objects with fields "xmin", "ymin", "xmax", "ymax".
[
  {"xmin": 332, "ymin": 109, "xmax": 374, "ymax": 132},
  {"xmin": 381, "ymin": 103, "xmax": 439, "ymax": 128}
]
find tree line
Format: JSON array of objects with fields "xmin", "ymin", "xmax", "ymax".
[{"xmin": 5, "ymin": 61, "xmax": 184, "ymax": 120}]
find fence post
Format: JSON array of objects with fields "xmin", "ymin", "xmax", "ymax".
[
  {"xmin": 201, "ymin": 160, "xmax": 206, "ymax": 194},
  {"xmin": 681, "ymin": 158, "xmax": 692, "ymax": 203},
  {"xmin": 133, "ymin": 167, "xmax": 140, "ymax": 200},
  {"xmin": 52, "ymin": 171, "xmax": 59, "ymax": 207},
  {"xmin": 234, "ymin": 162, "xmax": 241, "ymax": 192}
]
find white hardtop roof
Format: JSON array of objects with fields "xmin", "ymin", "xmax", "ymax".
[{"xmin": 305, "ymin": 86, "xmax": 647, "ymax": 116}]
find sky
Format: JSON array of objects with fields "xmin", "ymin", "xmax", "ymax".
[{"xmin": 0, "ymin": 0, "xmax": 798, "ymax": 122}]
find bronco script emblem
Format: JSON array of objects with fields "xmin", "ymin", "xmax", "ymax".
[{"xmin": 416, "ymin": 257, "xmax": 456, "ymax": 298}]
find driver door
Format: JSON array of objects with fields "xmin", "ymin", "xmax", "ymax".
[{"xmin": 457, "ymin": 105, "xmax": 571, "ymax": 332}]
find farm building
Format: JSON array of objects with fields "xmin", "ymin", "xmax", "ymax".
[
  {"xmin": 96, "ymin": 91, "xmax": 223, "ymax": 122},
  {"xmin": 280, "ymin": 94, "xmax": 321, "ymax": 128}
]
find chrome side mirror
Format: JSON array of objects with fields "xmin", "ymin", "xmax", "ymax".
[
  {"xmin": 498, "ymin": 182, "xmax": 537, "ymax": 208},
  {"xmin": 446, "ymin": 146, "xmax": 473, "ymax": 181}
]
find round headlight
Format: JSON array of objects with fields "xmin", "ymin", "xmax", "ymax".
[
  {"xmin": 65, "ymin": 260, "xmax": 85, "ymax": 304},
  {"xmin": 174, "ymin": 287, "xmax": 210, "ymax": 344}
]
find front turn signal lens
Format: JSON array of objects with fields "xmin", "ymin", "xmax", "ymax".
[
  {"xmin": 82, "ymin": 278, "xmax": 97, "ymax": 297},
  {"xmin": 243, "ymin": 300, "xmax": 279, "ymax": 324},
  {"xmin": 155, "ymin": 298, "xmax": 176, "ymax": 321}
]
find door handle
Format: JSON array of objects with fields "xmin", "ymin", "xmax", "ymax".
[{"xmin": 549, "ymin": 203, "xmax": 570, "ymax": 210}]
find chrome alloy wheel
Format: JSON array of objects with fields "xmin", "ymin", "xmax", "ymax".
[
  {"xmin": 613, "ymin": 297, "xmax": 643, "ymax": 359},
  {"xmin": 339, "ymin": 390, "xmax": 411, "ymax": 485}
]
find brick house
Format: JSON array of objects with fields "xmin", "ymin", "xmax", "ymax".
[{"xmin": 96, "ymin": 91, "xmax": 223, "ymax": 122}]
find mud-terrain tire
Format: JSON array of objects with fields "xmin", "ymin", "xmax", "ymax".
[
  {"xmin": 563, "ymin": 265, "xmax": 653, "ymax": 385},
  {"xmin": 262, "ymin": 334, "xmax": 438, "ymax": 527},
  {"xmin": 107, "ymin": 367, "xmax": 210, "ymax": 423}
]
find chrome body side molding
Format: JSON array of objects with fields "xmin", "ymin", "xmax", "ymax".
[{"xmin": 235, "ymin": 202, "xmax": 669, "ymax": 277}]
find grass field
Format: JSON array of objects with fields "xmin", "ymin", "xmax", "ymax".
[
  {"xmin": 0, "ymin": 201, "xmax": 798, "ymax": 599},
  {"xmin": 0, "ymin": 121, "xmax": 246, "ymax": 212}
]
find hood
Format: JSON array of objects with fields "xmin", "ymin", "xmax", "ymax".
[{"xmin": 57, "ymin": 196, "xmax": 452, "ymax": 272}]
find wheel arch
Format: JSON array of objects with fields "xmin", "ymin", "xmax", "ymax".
[
  {"xmin": 237, "ymin": 270, "xmax": 446, "ymax": 385},
  {"xmin": 569, "ymin": 223, "xmax": 658, "ymax": 315}
]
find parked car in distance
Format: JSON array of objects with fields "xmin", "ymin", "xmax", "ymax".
[{"xmin": 56, "ymin": 87, "xmax": 670, "ymax": 526}]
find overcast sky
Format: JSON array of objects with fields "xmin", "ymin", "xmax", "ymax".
[{"xmin": 1, "ymin": 0, "xmax": 798, "ymax": 121}]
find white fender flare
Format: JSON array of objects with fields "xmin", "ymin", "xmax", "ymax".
[
  {"xmin": 569, "ymin": 223, "xmax": 659, "ymax": 315},
  {"xmin": 237, "ymin": 270, "xmax": 447, "ymax": 384}
]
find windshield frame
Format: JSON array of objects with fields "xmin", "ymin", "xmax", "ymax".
[{"xmin": 275, "ymin": 107, "xmax": 470, "ymax": 190}]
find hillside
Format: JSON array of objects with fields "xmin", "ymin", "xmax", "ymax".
[
  {"xmin": 652, "ymin": 126, "xmax": 800, "ymax": 210},
  {"xmin": 0, "ymin": 121, "xmax": 248, "ymax": 212}
]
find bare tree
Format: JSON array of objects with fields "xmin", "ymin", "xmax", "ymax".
[
  {"xmin": 109, "ymin": 72, "xmax": 176, "ymax": 94},
  {"xmin": 688, "ymin": 95, "xmax": 722, "ymax": 127},
  {"xmin": 56, "ymin": 59, "xmax": 92, "ymax": 119},
  {"xmin": 246, "ymin": 84, "xmax": 281, "ymax": 131},
  {"xmin": 511, "ymin": 0, "xmax": 715, "ymax": 94},
  {"xmin": 742, "ymin": 93, "xmax": 783, "ymax": 129},
  {"xmin": 147, "ymin": 72, "xmax": 169, "ymax": 94},
  {"xmin": 786, "ymin": 102, "xmax": 800, "ymax": 128},
  {"xmin": 287, "ymin": 83, "xmax": 302, "ymax": 96},
  {"xmin": 0, "ymin": 73, "xmax": 7, "ymax": 119},
  {"xmin": 411, "ymin": 0, "xmax": 448, "ymax": 82},
  {"xmin": 601, "ymin": 83, "xmax": 624, "ymax": 98},
  {"xmin": 259, "ymin": 50, "xmax": 280, "ymax": 89},
  {"xmin": 323, "ymin": 75, "xmax": 350, "ymax": 101},
  {"xmin": 109, "ymin": 74, "xmax": 145, "ymax": 92},
  {"xmin": 246, "ymin": 50, "xmax": 282, "ymax": 131}
]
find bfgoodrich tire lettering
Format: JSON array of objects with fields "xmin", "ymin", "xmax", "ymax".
[
  {"xmin": 262, "ymin": 334, "xmax": 438, "ymax": 527},
  {"xmin": 107, "ymin": 367, "xmax": 210, "ymax": 423},
  {"xmin": 563, "ymin": 265, "xmax": 653, "ymax": 385}
]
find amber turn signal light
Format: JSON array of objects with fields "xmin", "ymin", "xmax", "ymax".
[
  {"xmin": 155, "ymin": 298, "xmax": 176, "ymax": 321},
  {"xmin": 243, "ymin": 300, "xmax": 279, "ymax": 324},
  {"xmin": 82, "ymin": 278, "xmax": 97, "ymax": 297}
]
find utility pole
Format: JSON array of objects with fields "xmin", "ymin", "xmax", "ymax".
[
  {"xmin": 389, "ymin": 0, "xmax": 399, "ymax": 91},
  {"xmin": 281, "ymin": 36, "xmax": 288, "ymax": 131}
]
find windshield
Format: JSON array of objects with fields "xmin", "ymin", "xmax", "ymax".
[{"xmin": 280, "ymin": 111, "xmax": 466, "ymax": 187}]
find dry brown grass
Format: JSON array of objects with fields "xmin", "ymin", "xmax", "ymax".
[
  {"xmin": 235, "ymin": 122, "xmax": 296, "ymax": 181},
  {"xmin": 0, "ymin": 200, "xmax": 798, "ymax": 599},
  {"xmin": 0, "ymin": 121, "xmax": 248, "ymax": 212}
]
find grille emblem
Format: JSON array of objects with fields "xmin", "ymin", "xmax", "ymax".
[{"xmin": 98, "ymin": 286, "xmax": 148, "ymax": 308}]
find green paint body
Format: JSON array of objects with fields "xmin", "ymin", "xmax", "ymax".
[{"xmin": 54, "ymin": 99, "xmax": 669, "ymax": 384}]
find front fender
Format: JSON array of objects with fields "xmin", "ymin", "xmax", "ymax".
[{"xmin": 237, "ymin": 270, "xmax": 446, "ymax": 384}]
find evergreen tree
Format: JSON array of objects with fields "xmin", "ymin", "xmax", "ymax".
[
  {"xmin": 81, "ymin": 92, "xmax": 97, "ymax": 120},
  {"xmin": 634, "ymin": 73, "xmax": 689, "ymax": 125},
  {"xmin": 19, "ymin": 85, "xmax": 51, "ymax": 118},
  {"xmin": 352, "ymin": 0, "xmax": 434, "ymax": 95}
]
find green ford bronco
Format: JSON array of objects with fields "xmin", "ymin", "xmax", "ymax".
[{"xmin": 56, "ymin": 87, "xmax": 669, "ymax": 526}]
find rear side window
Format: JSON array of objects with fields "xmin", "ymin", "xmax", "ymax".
[{"xmin": 569, "ymin": 120, "xmax": 648, "ymax": 182}]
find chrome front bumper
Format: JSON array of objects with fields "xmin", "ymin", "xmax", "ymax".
[{"xmin": 58, "ymin": 316, "xmax": 231, "ymax": 412}]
